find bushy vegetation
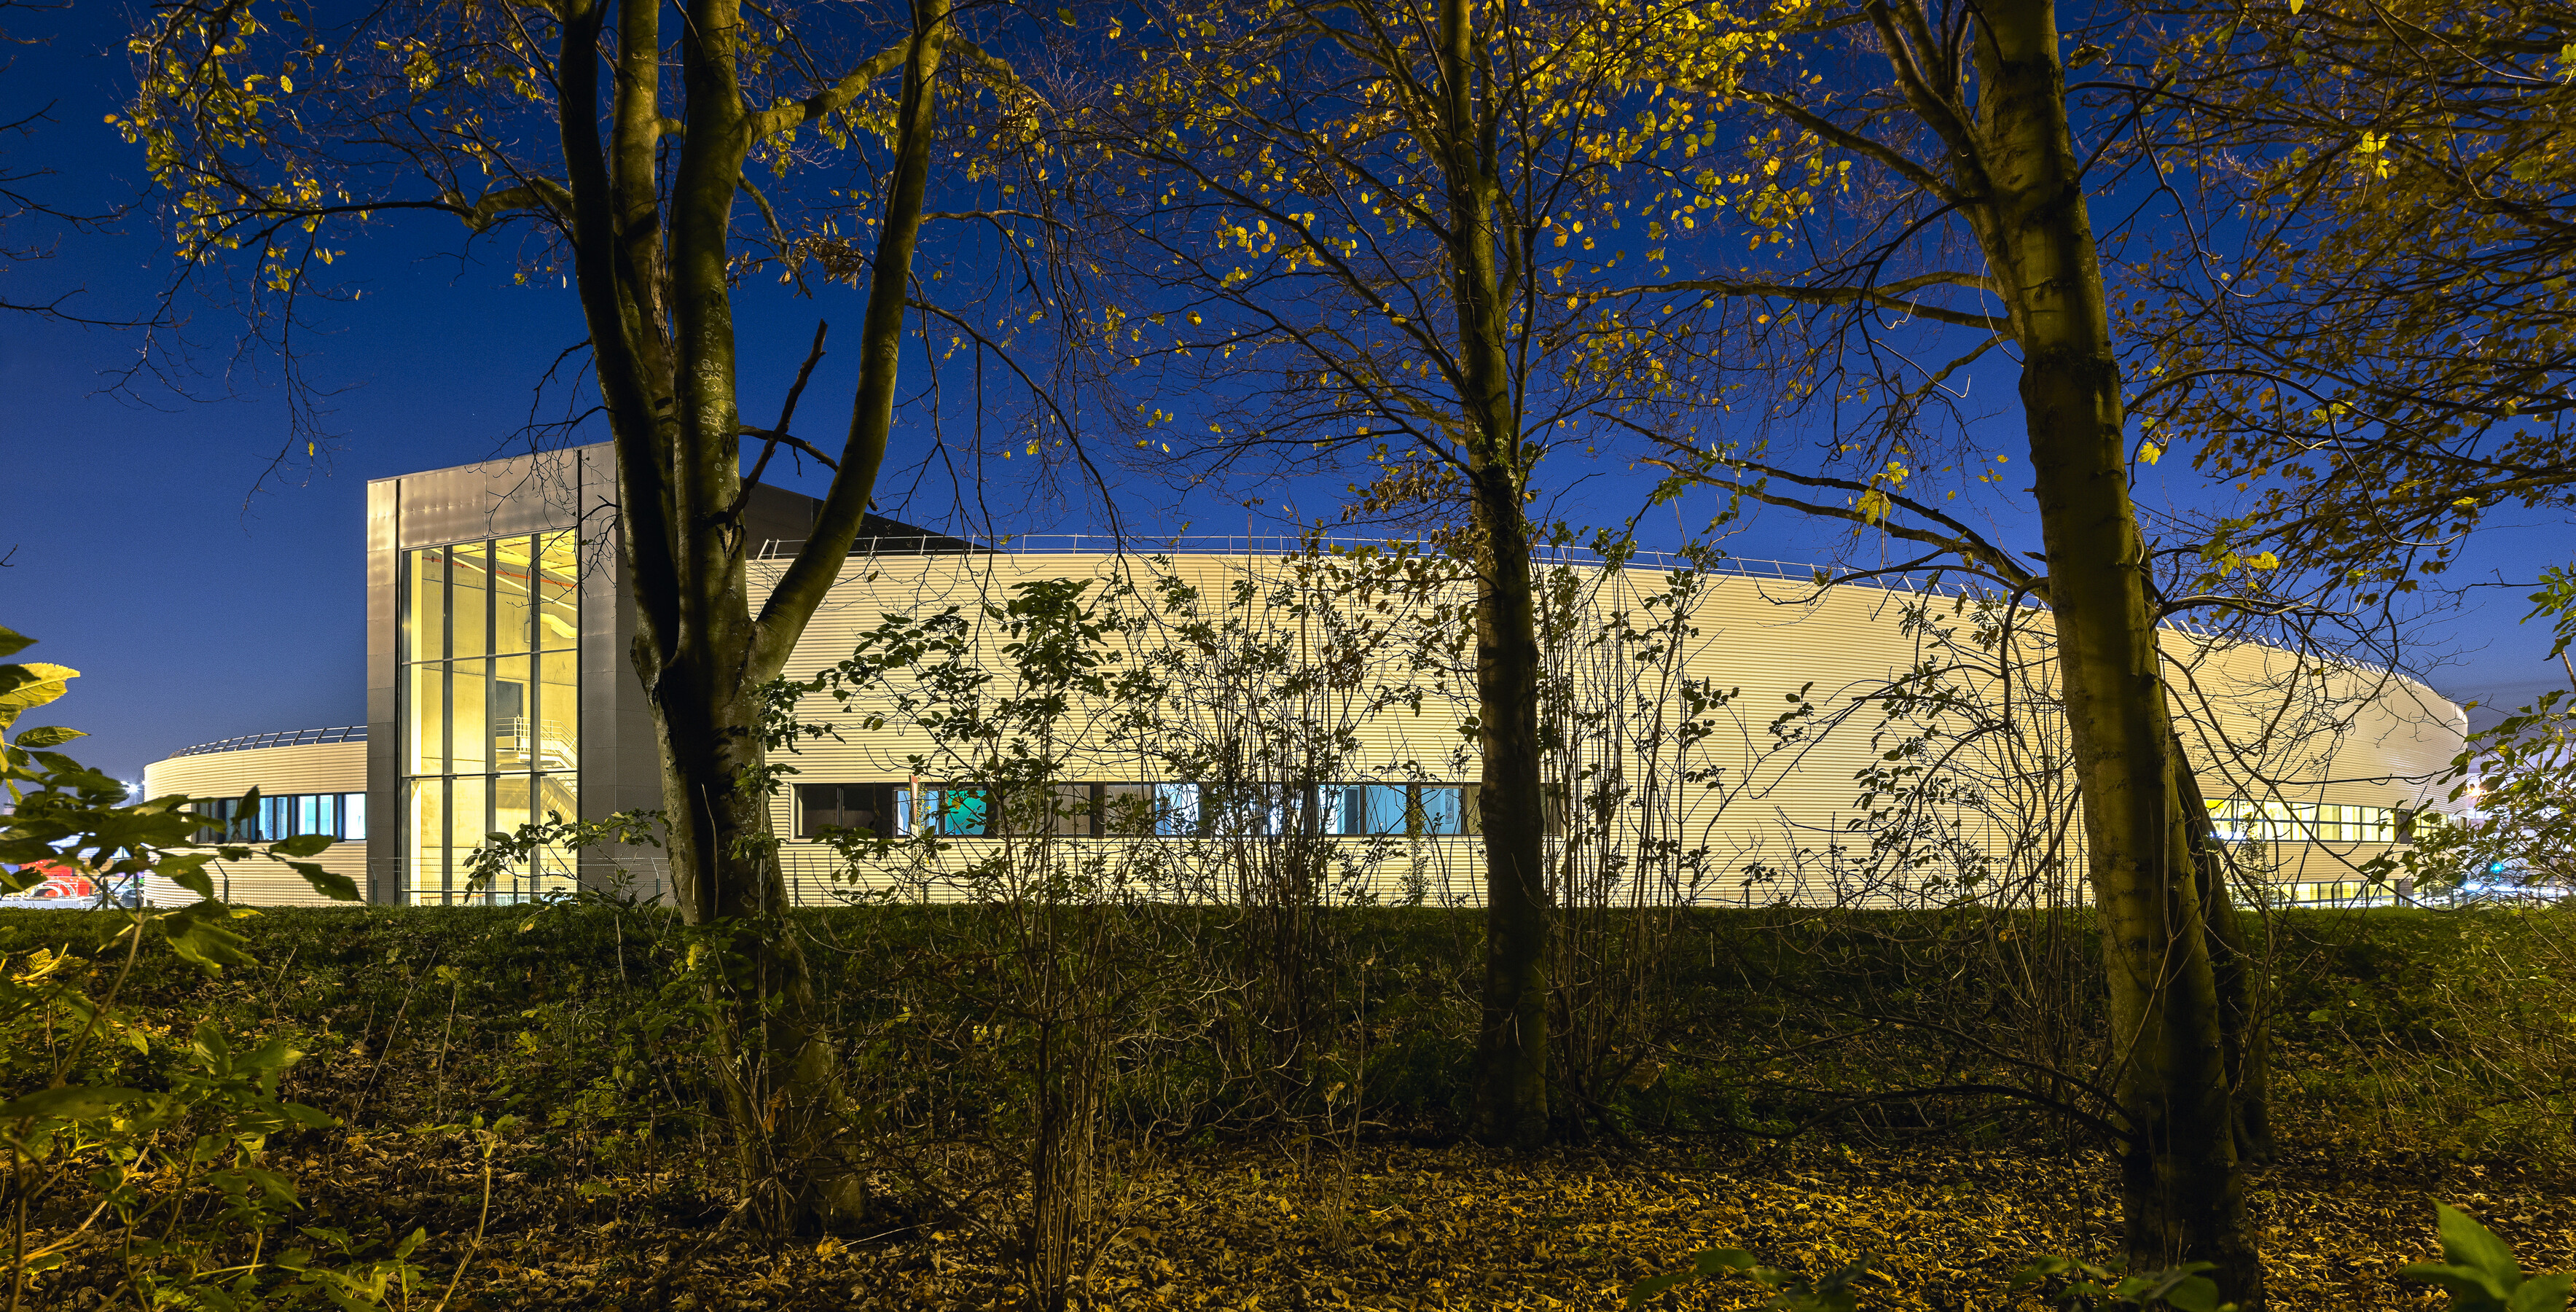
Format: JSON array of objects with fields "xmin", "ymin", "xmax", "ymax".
[
  {"xmin": 8, "ymin": 899, "xmax": 2572, "ymax": 1308},
  {"xmin": 17, "ymin": 902, "xmax": 2566, "ymax": 1151},
  {"xmin": 16, "ymin": 596, "xmax": 2572, "ymax": 1311}
]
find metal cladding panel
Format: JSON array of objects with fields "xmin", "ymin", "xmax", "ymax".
[
  {"xmin": 363, "ymin": 711, "xmax": 399, "ymax": 904},
  {"xmin": 478, "ymin": 448, "xmax": 586, "ymax": 537},
  {"xmin": 140, "ymin": 742, "xmax": 372, "ymax": 907},
  {"xmin": 393, "ymin": 447, "xmax": 587, "ymax": 547},
  {"xmin": 2167, "ymin": 635, "xmax": 2467, "ymax": 810},
  {"xmin": 2163, "ymin": 632, "xmax": 2469, "ymax": 885},
  {"xmin": 364, "ymin": 477, "xmax": 402, "ymax": 902},
  {"xmin": 576, "ymin": 446, "xmax": 623, "ymax": 820},
  {"xmin": 140, "ymin": 849, "xmax": 369, "ymax": 908},
  {"xmin": 573, "ymin": 445, "xmax": 668, "ymax": 901},
  {"xmin": 750, "ymin": 550, "xmax": 1956, "ymax": 776},
  {"xmin": 146, "ymin": 741, "xmax": 368, "ymax": 798},
  {"xmin": 740, "ymin": 551, "xmax": 2469, "ymax": 907}
]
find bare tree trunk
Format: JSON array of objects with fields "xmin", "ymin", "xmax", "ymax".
[
  {"xmin": 1433, "ymin": 0, "xmax": 1551, "ymax": 1148},
  {"xmin": 2172, "ymin": 734, "xmax": 2275, "ymax": 1165},
  {"xmin": 1624, "ymin": 0, "xmax": 2269, "ymax": 1281},
  {"xmin": 567, "ymin": 0, "xmax": 950, "ymax": 1235},
  {"xmin": 1020, "ymin": 898, "xmax": 1103, "ymax": 1312},
  {"xmin": 123, "ymin": 0, "xmax": 979, "ymax": 1238},
  {"xmin": 1469, "ymin": 461, "xmax": 1550, "ymax": 1147},
  {"xmin": 1968, "ymin": 0, "xmax": 2262, "ymax": 1298},
  {"xmin": 646, "ymin": 667, "xmax": 867, "ymax": 1227}
]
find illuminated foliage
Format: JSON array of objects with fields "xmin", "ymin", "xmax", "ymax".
[{"xmin": 2130, "ymin": 0, "xmax": 2576, "ymax": 596}]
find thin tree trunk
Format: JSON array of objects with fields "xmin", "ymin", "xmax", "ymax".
[
  {"xmin": 1964, "ymin": 0, "xmax": 2263, "ymax": 1300},
  {"xmin": 1469, "ymin": 463, "xmax": 1550, "ymax": 1147},
  {"xmin": 1435, "ymin": 0, "xmax": 1550, "ymax": 1148}
]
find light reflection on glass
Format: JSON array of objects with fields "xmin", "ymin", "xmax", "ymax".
[{"xmin": 401, "ymin": 534, "xmax": 581, "ymax": 905}]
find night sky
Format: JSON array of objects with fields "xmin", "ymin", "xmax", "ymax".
[{"xmin": 2, "ymin": 4, "xmax": 2565, "ymax": 789}]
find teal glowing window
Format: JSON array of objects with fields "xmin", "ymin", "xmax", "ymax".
[
  {"xmin": 192, "ymin": 793, "xmax": 368, "ymax": 843},
  {"xmin": 799, "ymin": 781, "xmax": 1487, "ymax": 840}
]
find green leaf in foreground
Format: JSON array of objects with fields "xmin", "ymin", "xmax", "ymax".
[
  {"xmin": 0, "ymin": 1085, "xmax": 146, "ymax": 1122},
  {"xmin": 1627, "ymin": 1247, "xmax": 1868, "ymax": 1311},
  {"xmin": 2400, "ymin": 1204, "xmax": 2573, "ymax": 1312}
]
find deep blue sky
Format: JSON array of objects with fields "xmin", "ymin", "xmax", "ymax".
[{"xmin": 1, "ymin": 3, "xmax": 2564, "ymax": 786}]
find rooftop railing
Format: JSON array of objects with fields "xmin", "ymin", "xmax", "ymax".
[
  {"xmin": 753, "ymin": 534, "xmax": 2021, "ymax": 600},
  {"xmin": 168, "ymin": 726, "xmax": 367, "ymax": 758},
  {"xmin": 746, "ymin": 531, "xmax": 2343, "ymax": 654}
]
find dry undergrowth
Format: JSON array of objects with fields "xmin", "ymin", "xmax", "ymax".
[{"xmin": 214, "ymin": 1133, "xmax": 2569, "ymax": 1311}]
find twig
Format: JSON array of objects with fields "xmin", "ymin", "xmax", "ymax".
[
  {"xmin": 348, "ymin": 951, "xmax": 437, "ymax": 1127},
  {"xmin": 428, "ymin": 1157, "xmax": 496, "ymax": 1312},
  {"xmin": 740, "ymin": 321, "xmax": 834, "ymax": 499},
  {"xmin": 736, "ymin": 426, "xmax": 842, "ymax": 475},
  {"xmin": 431, "ymin": 971, "xmax": 463, "ymax": 1082}
]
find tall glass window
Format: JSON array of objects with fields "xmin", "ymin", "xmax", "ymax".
[{"xmin": 400, "ymin": 531, "xmax": 581, "ymax": 904}]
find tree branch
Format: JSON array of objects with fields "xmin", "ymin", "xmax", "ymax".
[
  {"xmin": 1608, "ymin": 273, "xmax": 2009, "ymax": 332},
  {"xmin": 748, "ymin": 39, "xmax": 913, "ymax": 142},
  {"xmin": 739, "ymin": 319, "xmax": 834, "ymax": 506}
]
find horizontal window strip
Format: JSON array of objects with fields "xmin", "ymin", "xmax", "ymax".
[
  {"xmin": 189, "ymin": 792, "xmax": 369, "ymax": 845},
  {"xmin": 793, "ymin": 782, "xmax": 1519, "ymax": 840},
  {"xmin": 2205, "ymin": 798, "xmax": 2416, "ymax": 845}
]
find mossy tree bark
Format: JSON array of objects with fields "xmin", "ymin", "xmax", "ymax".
[
  {"xmin": 1638, "ymin": 0, "xmax": 2269, "ymax": 1295},
  {"xmin": 555, "ymin": 0, "xmax": 953, "ymax": 1233},
  {"xmin": 129, "ymin": 0, "xmax": 986, "ymax": 1222},
  {"xmin": 2171, "ymin": 731, "xmax": 2274, "ymax": 1165},
  {"xmin": 1960, "ymin": 0, "xmax": 2263, "ymax": 1297}
]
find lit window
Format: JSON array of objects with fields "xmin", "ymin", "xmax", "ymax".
[
  {"xmin": 1324, "ymin": 784, "xmax": 1480, "ymax": 836},
  {"xmin": 1417, "ymin": 786, "xmax": 1479, "ymax": 835},
  {"xmin": 2209, "ymin": 798, "xmax": 2399, "ymax": 846},
  {"xmin": 399, "ymin": 531, "xmax": 580, "ymax": 905},
  {"xmin": 1097, "ymin": 784, "xmax": 1153, "ymax": 836},
  {"xmin": 1154, "ymin": 784, "xmax": 1201, "ymax": 837},
  {"xmin": 941, "ymin": 789, "xmax": 992, "ymax": 836},
  {"xmin": 1347, "ymin": 785, "xmax": 1412, "ymax": 836},
  {"xmin": 187, "ymin": 792, "xmax": 372, "ymax": 843}
]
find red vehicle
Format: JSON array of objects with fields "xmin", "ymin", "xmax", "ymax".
[{"xmin": 1, "ymin": 860, "xmax": 102, "ymax": 905}]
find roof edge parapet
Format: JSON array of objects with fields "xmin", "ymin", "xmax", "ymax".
[{"xmin": 168, "ymin": 726, "xmax": 367, "ymax": 759}]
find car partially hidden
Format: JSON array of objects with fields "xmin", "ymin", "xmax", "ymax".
[{"xmin": 0, "ymin": 860, "xmax": 135, "ymax": 910}]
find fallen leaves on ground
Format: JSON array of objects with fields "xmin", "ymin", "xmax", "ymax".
[{"xmin": 255, "ymin": 1135, "xmax": 2566, "ymax": 1311}]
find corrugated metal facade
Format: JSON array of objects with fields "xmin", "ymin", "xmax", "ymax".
[
  {"xmin": 140, "ymin": 740, "xmax": 368, "ymax": 906},
  {"xmin": 748, "ymin": 550, "xmax": 2465, "ymax": 909}
]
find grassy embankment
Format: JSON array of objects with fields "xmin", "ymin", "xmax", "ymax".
[{"xmin": 6, "ymin": 902, "xmax": 2568, "ymax": 1309}]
